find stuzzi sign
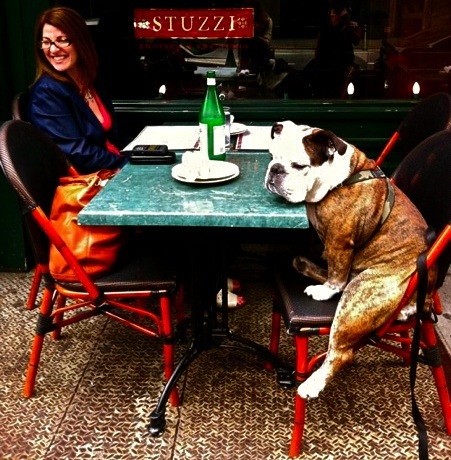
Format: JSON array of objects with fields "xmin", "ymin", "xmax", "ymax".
[{"xmin": 134, "ymin": 8, "xmax": 255, "ymax": 39}]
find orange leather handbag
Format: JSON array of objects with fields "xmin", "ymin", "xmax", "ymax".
[{"xmin": 49, "ymin": 169, "xmax": 126, "ymax": 282}]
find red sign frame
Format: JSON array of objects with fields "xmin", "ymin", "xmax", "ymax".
[{"xmin": 134, "ymin": 8, "xmax": 255, "ymax": 39}]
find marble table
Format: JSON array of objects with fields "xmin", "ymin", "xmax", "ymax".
[
  {"xmin": 79, "ymin": 151, "xmax": 308, "ymax": 435},
  {"xmin": 78, "ymin": 152, "xmax": 308, "ymax": 229}
]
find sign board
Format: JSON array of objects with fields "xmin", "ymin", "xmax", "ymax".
[{"xmin": 134, "ymin": 8, "xmax": 255, "ymax": 39}]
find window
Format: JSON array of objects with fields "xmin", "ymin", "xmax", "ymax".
[{"xmin": 64, "ymin": 0, "xmax": 451, "ymax": 101}]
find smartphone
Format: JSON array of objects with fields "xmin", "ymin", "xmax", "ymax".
[
  {"xmin": 122, "ymin": 144, "xmax": 176, "ymax": 165},
  {"xmin": 133, "ymin": 145, "xmax": 168, "ymax": 153}
]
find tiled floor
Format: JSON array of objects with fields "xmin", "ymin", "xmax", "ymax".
[{"xmin": 1, "ymin": 263, "xmax": 451, "ymax": 460}]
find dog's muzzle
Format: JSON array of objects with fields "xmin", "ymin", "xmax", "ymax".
[{"xmin": 265, "ymin": 162, "xmax": 287, "ymax": 194}]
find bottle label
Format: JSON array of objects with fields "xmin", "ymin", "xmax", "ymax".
[
  {"xmin": 212, "ymin": 125, "xmax": 226, "ymax": 156},
  {"xmin": 199, "ymin": 123, "xmax": 226, "ymax": 158}
]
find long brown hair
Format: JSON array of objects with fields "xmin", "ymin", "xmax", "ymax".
[{"xmin": 33, "ymin": 6, "xmax": 98, "ymax": 94}]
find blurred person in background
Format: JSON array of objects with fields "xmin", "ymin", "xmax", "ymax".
[
  {"xmin": 303, "ymin": 0, "xmax": 361, "ymax": 98},
  {"xmin": 238, "ymin": 0, "xmax": 274, "ymax": 76}
]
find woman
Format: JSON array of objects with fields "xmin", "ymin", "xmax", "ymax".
[{"xmin": 29, "ymin": 7, "xmax": 128, "ymax": 174}]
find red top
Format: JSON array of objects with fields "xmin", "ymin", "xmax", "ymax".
[{"xmin": 92, "ymin": 90, "xmax": 121, "ymax": 155}]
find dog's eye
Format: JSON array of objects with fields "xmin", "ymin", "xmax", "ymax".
[{"xmin": 291, "ymin": 163, "xmax": 310, "ymax": 171}]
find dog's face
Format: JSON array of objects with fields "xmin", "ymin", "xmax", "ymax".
[{"xmin": 265, "ymin": 121, "xmax": 353, "ymax": 203}]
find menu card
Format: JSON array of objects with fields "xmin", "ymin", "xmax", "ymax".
[
  {"xmin": 233, "ymin": 126, "xmax": 272, "ymax": 150},
  {"xmin": 125, "ymin": 126, "xmax": 201, "ymax": 151}
]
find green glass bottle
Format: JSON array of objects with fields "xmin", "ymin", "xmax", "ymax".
[{"xmin": 199, "ymin": 70, "xmax": 226, "ymax": 161}]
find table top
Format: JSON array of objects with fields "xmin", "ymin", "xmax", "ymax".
[{"xmin": 78, "ymin": 152, "xmax": 308, "ymax": 229}]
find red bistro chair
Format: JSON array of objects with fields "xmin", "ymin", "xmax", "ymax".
[
  {"xmin": 11, "ymin": 88, "xmax": 79, "ymax": 310},
  {"xmin": 267, "ymin": 129, "xmax": 451, "ymax": 457},
  {"xmin": 376, "ymin": 91, "xmax": 451, "ymax": 167},
  {"xmin": 0, "ymin": 120, "xmax": 185, "ymax": 406}
]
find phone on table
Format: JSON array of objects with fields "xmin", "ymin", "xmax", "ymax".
[{"xmin": 122, "ymin": 144, "xmax": 176, "ymax": 165}]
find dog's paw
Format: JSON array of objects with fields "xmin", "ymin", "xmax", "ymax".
[
  {"xmin": 304, "ymin": 284, "xmax": 339, "ymax": 301},
  {"xmin": 297, "ymin": 371, "xmax": 327, "ymax": 399}
]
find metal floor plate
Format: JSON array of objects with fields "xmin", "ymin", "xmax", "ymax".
[{"xmin": 1, "ymin": 268, "xmax": 451, "ymax": 460}]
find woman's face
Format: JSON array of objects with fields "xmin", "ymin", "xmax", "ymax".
[{"xmin": 41, "ymin": 23, "xmax": 79, "ymax": 78}]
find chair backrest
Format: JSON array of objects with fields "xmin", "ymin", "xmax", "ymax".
[
  {"xmin": 0, "ymin": 120, "xmax": 71, "ymax": 266},
  {"xmin": 391, "ymin": 129, "xmax": 451, "ymax": 287},
  {"xmin": 376, "ymin": 92, "xmax": 451, "ymax": 168},
  {"xmin": 11, "ymin": 89, "xmax": 31, "ymax": 121},
  {"xmin": 397, "ymin": 92, "xmax": 451, "ymax": 154}
]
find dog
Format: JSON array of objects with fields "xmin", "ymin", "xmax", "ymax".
[{"xmin": 265, "ymin": 121, "xmax": 434, "ymax": 400}]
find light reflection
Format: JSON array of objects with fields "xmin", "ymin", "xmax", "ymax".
[{"xmin": 412, "ymin": 82, "xmax": 420, "ymax": 99}]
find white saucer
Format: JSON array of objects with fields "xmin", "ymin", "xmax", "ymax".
[
  {"xmin": 172, "ymin": 161, "xmax": 239, "ymax": 184},
  {"xmin": 230, "ymin": 123, "xmax": 248, "ymax": 136}
]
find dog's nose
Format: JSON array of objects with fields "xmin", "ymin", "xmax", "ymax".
[{"xmin": 270, "ymin": 163, "xmax": 286, "ymax": 175}]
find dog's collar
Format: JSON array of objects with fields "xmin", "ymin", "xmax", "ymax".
[
  {"xmin": 341, "ymin": 167, "xmax": 386, "ymax": 186},
  {"xmin": 339, "ymin": 167, "xmax": 395, "ymax": 226}
]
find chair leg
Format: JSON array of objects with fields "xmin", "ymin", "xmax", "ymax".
[
  {"xmin": 23, "ymin": 287, "xmax": 55, "ymax": 398},
  {"xmin": 160, "ymin": 295, "xmax": 180, "ymax": 407},
  {"xmin": 51, "ymin": 293, "xmax": 66, "ymax": 340},
  {"xmin": 26, "ymin": 264, "xmax": 43, "ymax": 310},
  {"xmin": 400, "ymin": 330, "xmax": 411, "ymax": 366},
  {"xmin": 266, "ymin": 299, "xmax": 281, "ymax": 372},
  {"xmin": 421, "ymin": 319, "xmax": 451, "ymax": 434},
  {"xmin": 289, "ymin": 335, "xmax": 310, "ymax": 458},
  {"xmin": 290, "ymin": 393, "xmax": 307, "ymax": 458}
]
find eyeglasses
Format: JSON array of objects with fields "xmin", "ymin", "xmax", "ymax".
[{"xmin": 38, "ymin": 38, "xmax": 72, "ymax": 50}]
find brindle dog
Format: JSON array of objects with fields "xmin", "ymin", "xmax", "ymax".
[{"xmin": 265, "ymin": 121, "xmax": 434, "ymax": 399}]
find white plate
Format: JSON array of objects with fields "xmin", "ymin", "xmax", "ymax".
[
  {"xmin": 172, "ymin": 161, "xmax": 240, "ymax": 184},
  {"xmin": 230, "ymin": 123, "xmax": 248, "ymax": 136}
]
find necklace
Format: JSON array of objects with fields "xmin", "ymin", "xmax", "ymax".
[{"xmin": 84, "ymin": 89, "xmax": 94, "ymax": 103}]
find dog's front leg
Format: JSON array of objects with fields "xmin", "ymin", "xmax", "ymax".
[
  {"xmin": 292, "ymin": 256, "xmax": 327, "ymax": 283},
  {"xmin": 293, "ymin": 255, "xmax": 342, "ymax": 300},
  {"xmin": 304, "ymin": 230, "xmax": 355, "ymax": 300}
]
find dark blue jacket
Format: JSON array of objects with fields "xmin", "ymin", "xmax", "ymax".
[{"xmin": 29, "ymin": 74, "xmax": 128, "ymax": 174}]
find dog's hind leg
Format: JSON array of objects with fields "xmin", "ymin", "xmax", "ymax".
[
  {"xmin": 297, "ymin": 270, "xmax": 406, "ymax": 399},
  {"xmin": 297, "ymin": 345, "xmax": 353, "ymax": 399},
  {"xmin": 293, "ymin": 256, "xmax": 327, "ymax": 283}
]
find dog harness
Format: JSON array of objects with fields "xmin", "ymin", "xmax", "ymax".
[{"xmin": 340, "ymin": 167, "xmax": 395, "ymax": 226}]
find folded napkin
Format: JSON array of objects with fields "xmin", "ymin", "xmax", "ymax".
[{"xmin": 180, "ymin": 151, "xmax": 211, "ymax": 181}]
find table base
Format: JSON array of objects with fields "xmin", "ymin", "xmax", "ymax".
[
  {"xmin": 148, "ymin": 232, "xmax": 295, "ymax": 436},
  {"xmin": 149, "ymin": 324, "xmax": 294, "ymax": 436}
]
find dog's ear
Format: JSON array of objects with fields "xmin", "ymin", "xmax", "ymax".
[
  {"xmin": 303, "ymin": 129, "xmax": 348, "ymax": 166},
  {"xmin": 271, "ymin": 123, "xmax": 284, "ymax": 139},
  {"xmin": 308, "ymin": 130, "xmax": 347, "ymax": 158},
  {"xmin": 323, "ymin": 130, "xmax": 347, "ymax": 156}
]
